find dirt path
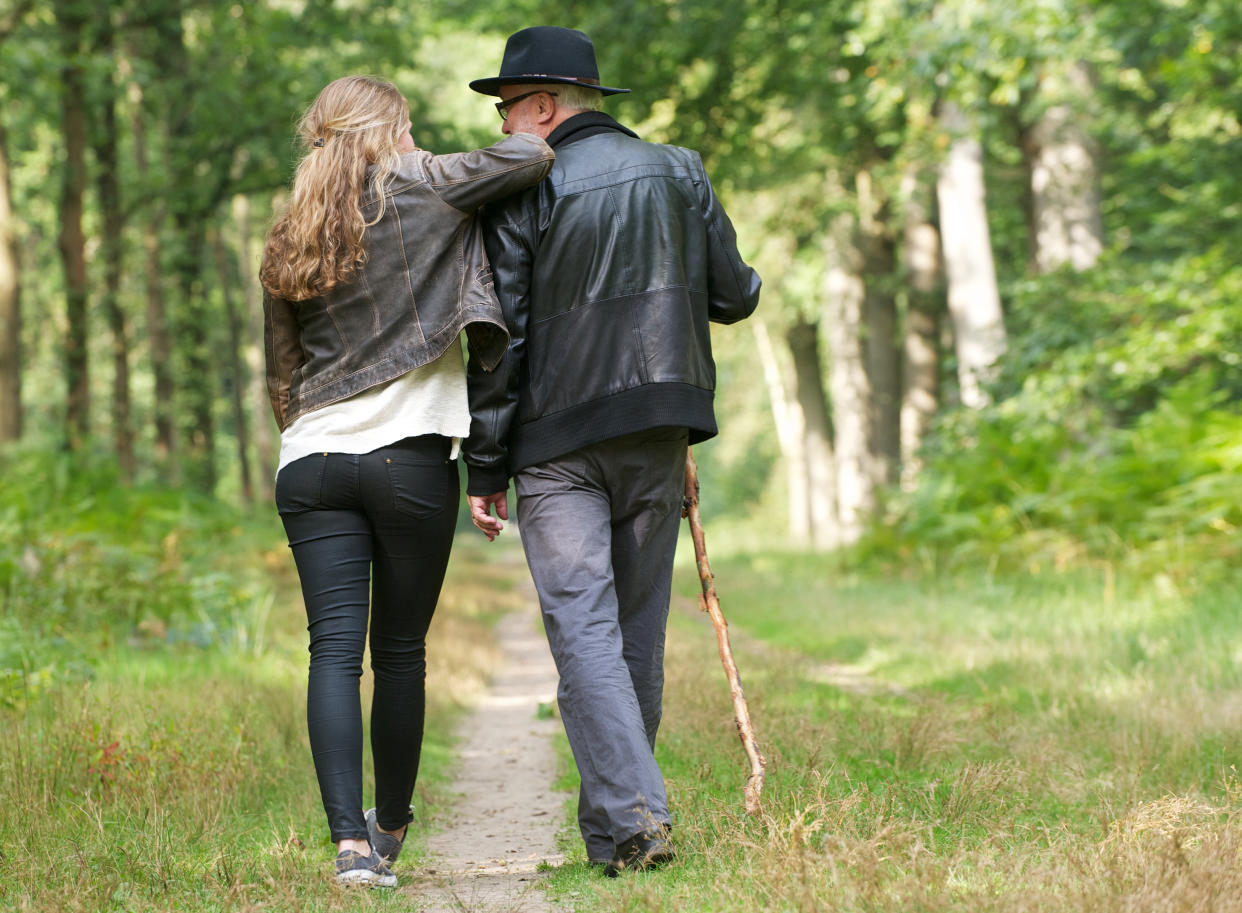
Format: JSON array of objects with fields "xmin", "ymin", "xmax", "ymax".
[{"xmin": 407, "ymin": 608, "xmax": 569, "ymax": 912}]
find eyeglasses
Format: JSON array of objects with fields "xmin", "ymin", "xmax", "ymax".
[{"xmin": 495, "ymin": 90, "xmax": 557, "ymax": 120}]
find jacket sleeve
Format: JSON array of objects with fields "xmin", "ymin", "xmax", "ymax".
[
  {"xmin": 263, "ymin": 288, "xmax": 304, "ymax": 432},
  {"xmin": 694, "ymin": 154, "xmax": 762, "ymax": 324},
  {"xmin": 462, "ymin": 198, "xmax": 533, "ymax": 495},
  {"xmin": 426, "ymin": 133, "xmax": 554, "ymax": 214}
]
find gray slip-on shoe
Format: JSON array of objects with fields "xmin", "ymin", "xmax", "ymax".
[
  {"xmin": 365, "ymin": 805, "xmax": 413, "ymax": 864},
  {"xmin": 334, "ymin": 849, "xmax": 396, "ymax": 887}
]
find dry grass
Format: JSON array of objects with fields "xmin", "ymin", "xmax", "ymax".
[
  {"xmin": 0, "ymin": 531, "xmax": 513, "ymax": 912},
  {"xmin": 547, "ymin": 567, "xmax": 1242, "ymax": 913}
]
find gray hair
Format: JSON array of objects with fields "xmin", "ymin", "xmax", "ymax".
[
  {"xmin": 552, "ymin": 84, "xmax": 604, "ymax": 112},
  {"xmin": 506, "ymin": 82, "xmax": 604, "ymax": 113}
]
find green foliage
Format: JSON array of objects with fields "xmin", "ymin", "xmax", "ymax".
[
  {"xmin": 861, "ymin": 0, "xmax": 1242, "ymax": 578},
  {"xmin": 6, "ymin": 0, "xmax": 1241, "ymax": 569},
  {"xmin": 1093, "ymin": 0, "xmax": 1242, "ymax": 259},
  {"xmin": 0, "ymin": 443, "xmax": 282, "ymax": 707},
  {"xmin": 877, "ymin": 251, "xmax": 1242, "ymax": 573}
]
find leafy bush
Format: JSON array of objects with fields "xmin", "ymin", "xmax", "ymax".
[
  {"xmin": 0, "ymin": 443, "xmax": 281, "ymax": 706},
  {"xmin": 875, "ymin": 249, "xmax": 1242, "ymax": 576}
]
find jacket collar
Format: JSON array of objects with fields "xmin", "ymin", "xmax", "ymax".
[{"xmin": 546, "ymin": 111, "xmax": 638, "ymax": 149}]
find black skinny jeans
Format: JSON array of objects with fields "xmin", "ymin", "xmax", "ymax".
[{"xmin": 275, "ymin": 435, "xmax": 458, "ymax": 842}]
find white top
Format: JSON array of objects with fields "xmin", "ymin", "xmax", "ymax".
[{"xmin": 277, "ymin": 340, "xmax": 469, "ymax": 473}]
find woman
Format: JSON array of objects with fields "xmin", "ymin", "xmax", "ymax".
[{"xmin": 260, "ymin": 75, "xmax": 552, "ymax": 887}]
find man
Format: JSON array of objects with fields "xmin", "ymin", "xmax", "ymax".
[{"xmin": 464, "ymin": 25, "xmax": 761, "ymax": 876}]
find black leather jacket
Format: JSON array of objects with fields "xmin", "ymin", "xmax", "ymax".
[
  {"xmin": 264, "ymin": 134, "xmax": 554, "ymax": 431},
  {"xmin": 464, "ymin": 113, "xmax": 761, "ymax": 494}
]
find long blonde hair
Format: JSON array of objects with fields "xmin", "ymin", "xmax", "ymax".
[{"xmin": 261, "ymin": 76, "xmax": 409, "ymax": 301}]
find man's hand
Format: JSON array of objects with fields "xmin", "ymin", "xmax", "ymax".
[{"xmin": 468, "ymin": 492, "xmax": 508, "ymax": 541}]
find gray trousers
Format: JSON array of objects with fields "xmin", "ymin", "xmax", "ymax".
[{"xmin": 515, "ymin": 427, "xmax": 688, "ymax": 859}]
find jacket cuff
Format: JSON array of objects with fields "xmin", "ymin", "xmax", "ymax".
[{"xmin": 466, "ymin": 463, "xmax": 509, "ymax": 497}]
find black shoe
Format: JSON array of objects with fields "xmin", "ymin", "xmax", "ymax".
[{"xmin": 603, "ymin": 827, "xmax": 674, "ymax": 877}]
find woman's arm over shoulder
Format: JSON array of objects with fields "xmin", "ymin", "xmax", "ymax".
[{"xmin": 425, "ymin": 134, "xmax": 553, "ymax": 212}]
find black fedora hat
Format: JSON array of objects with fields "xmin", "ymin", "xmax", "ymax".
[{"xmin": 469, "ymin": 26, "xmax": 630, "ymax": 97}]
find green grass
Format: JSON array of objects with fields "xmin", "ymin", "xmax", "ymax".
[
  {"xmin": 9, "ymin": 449, "xmax": 1242, "ymax": 911},
  {"xmin": 0, "ymin": 465, "xmax": 514, "ymax": 912},
  {"xmin": 545, "ymin": 545, "xmax": 1242, "ymax": 911}
]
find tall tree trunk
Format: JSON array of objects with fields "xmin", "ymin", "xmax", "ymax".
[
  {"xmin": 0, "ymin": 116, "xmax": 20, "ymax": 442},
  {"xmin": 857, "ymin": 170, "xmax": 901, "ymax": 487},
  {"xmin": 899, "ymin": 166, "xmax": 943, "ymax": 486},
  {"xmin": 160, "ymin": 10, "xmax": 215, "ymax": 492},
  {"xmin": 212, "ymin": 229, "xmax": 253, "ymax": 502},
  {"xmin": 1025, "ymin": 62, "xmax": 1104, "ymax": 273},
  {"xmin": 1, "ymin": 5, "xmax": 33, "ymax": 444},
  {"xmin": 175, "ymin": 217, "xmax": 216, "ymax": 492},
  {"xmin": 753, "ymin": 317, "xmax": 811, "ymax": 542},
  {"xmin": 824, "ymin": 211, "xmax": 874, "ymax": 545},
  {"xmin": 93, "ymin": 11, "xmax": 134, "ymax": 480},
  {"xmin": 234, "ymin": 194, "xmax": 276, "ymax": 500},
  {"xmin": 130, "ymin": 95, "xmax": 176, "ymax": 467},
  {"xmin": 785, "ymin": 317, "xmax": 838, "ymax": 550},
  {"xmin": 56, "ymin": 0, "xmax": 90, "ymax": 449},
  {"xmin": 936, "ymin": 101, "xmax": 1006, "ymax": 409}
]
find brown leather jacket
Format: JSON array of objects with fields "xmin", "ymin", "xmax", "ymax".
[{"xmin": 264, "ymin": 133, "xmax": 554, "ymax": 431}]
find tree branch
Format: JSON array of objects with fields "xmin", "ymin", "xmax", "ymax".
[{"xmin": 682, "ymin": 449, "xmax": 767, "ymax": 814}]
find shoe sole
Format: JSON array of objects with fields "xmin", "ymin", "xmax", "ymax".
[{"xmin": 336, "ymin": 869, "xmax": 397, "ymax": 888}]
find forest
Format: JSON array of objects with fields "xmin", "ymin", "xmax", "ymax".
[
  {"xmin": 4, "ymin": 0, "xmax": 1241, "ymax": 565},
  {"xmin": 3, "ymin": 1, "xmax": 1242, "ymax": 910}
]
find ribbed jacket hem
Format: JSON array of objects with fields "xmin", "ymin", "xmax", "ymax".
[
  {"xmin": 522, "ymin": 383, "xmax": 716, "ymax": 471},
  {"xmin": 465, "ymin": 384, "xmax": 717, "ymax": 496}
]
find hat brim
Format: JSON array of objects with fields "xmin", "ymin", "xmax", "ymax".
[{"xmin": 469, "ymin": 75, "xmax": 630, "ymax": 97}]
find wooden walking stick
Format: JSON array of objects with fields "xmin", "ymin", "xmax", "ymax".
[{"xmin": 682, "ymin": 448, "xmax": 767, "ymax": 814}]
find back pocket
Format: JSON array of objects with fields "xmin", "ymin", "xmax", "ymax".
[
  {"xmin": 275, "ymin": 454, "xmax": 327, "ymax": 514},
  {"xmin": 386, "ymin": 454, "xmax": 453, "ymax": 519}
]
